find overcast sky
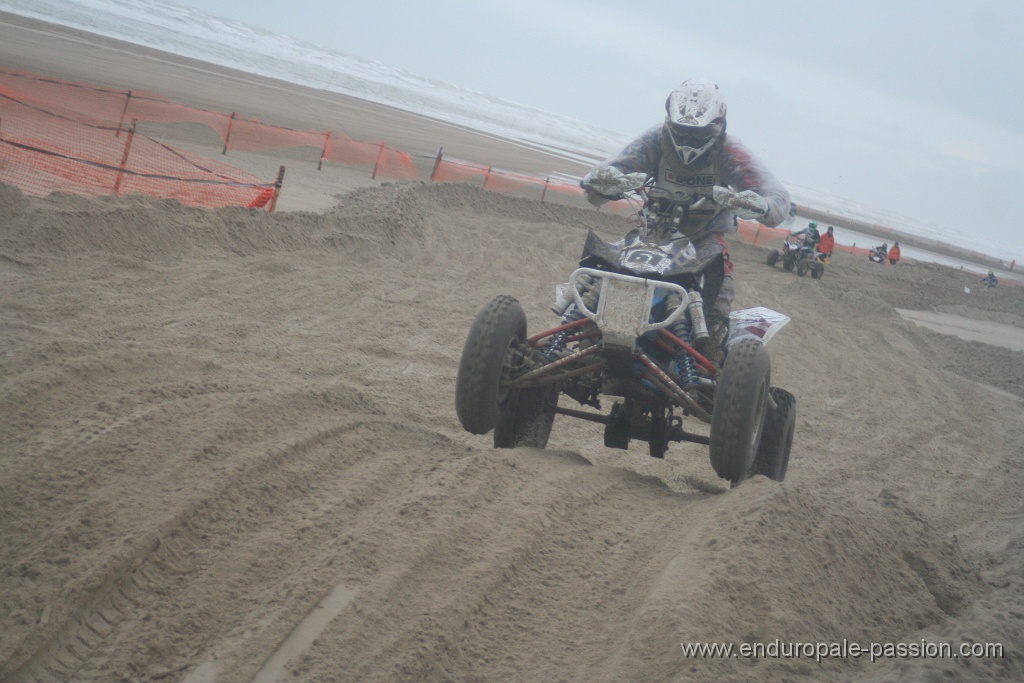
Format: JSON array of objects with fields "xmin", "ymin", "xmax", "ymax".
[{"xmin": 173, "ymin": 0, "xmax": 1021, "ymax": 258}]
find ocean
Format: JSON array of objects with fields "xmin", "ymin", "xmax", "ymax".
[{"xmin": 1, "ymin": 0, "xmax": 1020, "ymax": 276}]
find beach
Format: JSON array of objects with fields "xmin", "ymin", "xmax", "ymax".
[{"xmin": 2, "ymin": 12, "xmax": 1024, "ymax": 683}]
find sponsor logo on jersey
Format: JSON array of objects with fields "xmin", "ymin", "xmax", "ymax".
[{"xmin": 664, "ymin": 170, "xmax": 716, "ymax": 187}]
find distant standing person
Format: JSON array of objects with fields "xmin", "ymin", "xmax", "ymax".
[
  {"xmin": 888, "ymin": 242, "xmax": 901, "ymax": 265},
  {"xmin": 817, "ymin": 226, "xmax": 835, "ymax": 260}
]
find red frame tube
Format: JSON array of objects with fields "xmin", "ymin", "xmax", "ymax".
[
  {"xmin": 527, "ymin": 317, "xmax": 593, "ymax": 346},
  {"xmin": 657, "ymin": 328, "xmax": 717, "ymax": 377}
]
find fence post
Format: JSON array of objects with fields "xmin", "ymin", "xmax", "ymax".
[
  {"xmin": 318, "ymin": 132, "xmax": 331, "ymax": 170},
  {"xmin": 115, "ymin": 90, "xmax": 132, "ymax": 137},
  {"xmin": 268, "ymin": 166, "xmax": 286, "ymax": 213},
  {"xmin": 222, "ymin": 112, "xmax": 236, "ymax": 154},
  {"xmin": 112, "ymin": 118, "xmax": 137, "ymax": 195},
  {"xmin": 371, "ymin": 143, "xmax": 386, "ymax": 180},
  {"xmin": 753, "ymin": 228, "xmax": 761, "ymax": 246},
  {"xmin": 541, "ymin": 178, "xmax": 549, "ymax": 203},
  {"xmin": 482, "ymin": 166, "xmax": 493, "ymax": 190},
  {"xmin": 430, "ymin": 147, "xmax": 443, "ymax": 181}
]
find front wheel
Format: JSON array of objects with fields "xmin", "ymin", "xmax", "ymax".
[
  {"xmin": 455, "ymin": 295, "xmax": 528, "ymax": 435},
  {"xmin": 811, "ymin": 263, "xmax": 824, "ymax": 279},
  {"xmin": 749, "ymin": 387, "xmax": 796, "ymax": 481},
  {"xmin": 766, "ymin": 249, "xmax": 780, "ymax": 267},
  {"xmin": 708, "ymin": 338, "xmax": 771, "ymax": 484},
  {"xmin": 796, "ymin": 258, "xmax": 810, "ymax": 277}
]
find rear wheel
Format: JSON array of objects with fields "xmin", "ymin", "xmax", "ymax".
[
  {"xmin": 494, "ymin": 384, "xmax": 558, "ymax": 449},
  {"xmin": 766, "ymin": 249, "xmax": 780, "ymax": 267},
  {"xmin": 709, "ymin": 339, "xmax": 771, "ymax": 484},
  {"xmin": 750, "ymin": 387, "xmax": 796, "ymax": 481}
]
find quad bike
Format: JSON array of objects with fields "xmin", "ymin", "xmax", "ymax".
[
  {"xmin": 868, "ymin": 245, "xmax": 888, "ymax": 263},
  {"xmin": 766, "ymin": 239, "xmax": 825, "ymax": 279},
  {"xmin": 455, "ymin": 172, "xmax": 796, "ymax": 485}
]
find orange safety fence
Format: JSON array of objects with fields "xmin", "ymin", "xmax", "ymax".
[
  {"xmin": 222, "ymin": 113, "xmax": 323, "ymax": 152},
  {"xmin": 0, "ymin": 68, "xmax": 232, "ymax": 140},
  {"xmin": 370, "ymin": 143, "xmax": 419, "ymax": 180},
  {"xmin": 484, "ymin": 169, "xmax": 547, "ymax": 194},
  {"xmin": 431, "ymin": 157, "xmax": 490, "ymax": 183},
  {"xmin": 0, "ymin": 83, "xmax": 273, "ymax": 208},
  {"xmin": 322, "ymin": 132, "xmax": 380, "ymax": 166},
  {"xmin": 429, "ymin": 156, "xmax": 638, "ymax": 215},
  {"xmin": 431, "ymin": 159, "xmax": 587, "ymax": 201},
  {"xmin": 736, "ymin": 221, "xmax": 788, "ymax": 246},
  {"xmin": 0, "ymin": 69, "xmax": 416, "ymax": 207},
  {"xmin": 0, "ymin": 69, "xmax": 146, "ymax": 125},
  {"xmin": 545, "ymin": 179, "xmax": 585, "ymax": 198},
  {"xmin": 1, "ymin": 67, "xmax": 1020, "ymax": 275}
]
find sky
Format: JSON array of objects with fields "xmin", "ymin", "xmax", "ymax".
[{"xmin": 136, "ymin": 1, "xmax": 1024, "ymax": 258}]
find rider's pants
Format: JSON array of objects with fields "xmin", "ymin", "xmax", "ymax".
[{"xmin": 694, "ymin": 234, "xmax": 734, "ymax": 320}]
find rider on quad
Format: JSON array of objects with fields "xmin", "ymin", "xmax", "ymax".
[
  {"xmin": 870, "ymin": 243, "xmax": 889, "ymax": 263},
  {"xmin": 579, "ymin": 78, "xmax": 791, "ymax": 366},
  {"xmin": 790, "ymin": 221, "xmax": 821, "ymax": 252}
]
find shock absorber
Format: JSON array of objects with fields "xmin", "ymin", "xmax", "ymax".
[
  {"xmin": 542, "ymin": 274, "xmax": 597, "ymax": 360},
  {"xmin": 665, "ymin": 292, "xmax": 703, "ymax": 389},
  {"xmin": 669, "ymin": 318, "xmax": 701, "ymax": 388}
]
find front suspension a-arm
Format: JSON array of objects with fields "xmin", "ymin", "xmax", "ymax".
[{"xmin": 504, "ymin": 345, "xmax": 602, "ymax": 389}]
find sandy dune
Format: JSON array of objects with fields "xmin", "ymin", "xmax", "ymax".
[{"xmin": 2, "ymin": 13, "xmax": 1024, "ymax": 683}]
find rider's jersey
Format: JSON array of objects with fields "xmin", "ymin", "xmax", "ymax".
[
  {"xmin": 654, "ymin": 154, "xmax": 727, "ymax": 238},
  {"xmin": 583, "ymin": 126, "xmax": 791, "ymax": 242}
]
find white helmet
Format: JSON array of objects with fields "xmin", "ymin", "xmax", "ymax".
[{"xmin": 664, "ymin": 78, "xmax": 727, "ymax": 165}]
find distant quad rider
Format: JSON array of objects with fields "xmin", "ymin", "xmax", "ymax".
[
  {"xmin": 579, "ymin": 78, "xmax": 791, "ymax": 365},
  {"xmin": 982, "ymin": 270, "xmax": 998, "ymax": 288},
  {"xmin": 790, "ymin": 221, "xmax": 821, "ymax": 251},
  {"xmin": 870, "ymin": 243, "xmax": 889, "ymax": 263}
]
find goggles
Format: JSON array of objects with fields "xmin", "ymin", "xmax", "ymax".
[{"xmin": 665, "ymin": 119, "xmax": 723, "ymax": 148}]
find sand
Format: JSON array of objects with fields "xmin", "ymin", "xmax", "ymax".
[{"xmin": 2, "ymin": 13, "xmax": 1024, "ymax": 683}]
